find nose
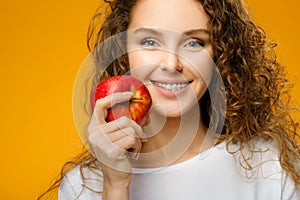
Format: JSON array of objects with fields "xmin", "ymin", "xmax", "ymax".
[{"xmin": 160, "ymin": 51, "xmax": 183, "ymax": 73}]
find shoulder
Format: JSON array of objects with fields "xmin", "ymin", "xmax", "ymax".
[
  {"xmin": 228, "ymin": 137, "xmax": 300, "ymax": 194},
  {"xmin": 227, "ymin": 137, "xmax": 300, "ymax": 198},
  {"xmin": 59, "ymin": 164, "xmax": 103, "ymax": 199},
  {"xmin": 227, "ymin": 137, "xmax": 283, "ymax": 178},
  {"xmin": 201, "ymin": 137, "xmax": 283, "ymax": 179}
]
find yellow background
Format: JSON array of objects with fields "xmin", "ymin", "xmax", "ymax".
[{"xmin": 0, "ymin": 0, "xmax": 299, "ymax": 199}]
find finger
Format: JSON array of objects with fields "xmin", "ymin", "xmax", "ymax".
[
  {"xmin": 89, "ymin": 126, "xmax": 138, "ymax": 151},
  {"xmin": 127, "ymin": 139, "xmax": 142, "ymax": 160},
  {"xmin": 88, "ymin": 127, "xmax": 140, "ymax": 161},
  {"xmin": 114, "ymin": 135, "xmax": 141, "ymax": 154},
  {"xmin": 88, "ymin": 130, "xmax": 126, "ymax": 160},
  {"xmin": 101, "ymin": 117, "xmax": 147, "ymax": 141},
  {"xmin": 105, "ymin": 127, "xmax": 136, "ymax": 143},
  {"xmin": 115, "ymin": 135, "xmax": 142, "ymax": 160},
  {"xmin": 94, "ymin": 92, "xmax": 133, "ymax": 124},
  {"xmin": 88, "ymin": 112, "xmax": 101, "ymax": 134}
]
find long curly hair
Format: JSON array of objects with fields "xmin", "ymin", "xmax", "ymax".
[{"xmin": 38, "ymin": 0, "xmax": 300, "ymax": 198}]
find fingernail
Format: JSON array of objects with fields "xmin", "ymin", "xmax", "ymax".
[{"xmin": 123, "ymin": 91, "xmax": 133, "ymax": 96}]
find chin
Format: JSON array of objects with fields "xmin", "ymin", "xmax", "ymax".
[
  {"xmin": 148, "ymin": 84, "xmax": 203, "ymax": 118},
  {"xmin": 152, "ymin": 101, "xmax": 200, "ymax": 118}
]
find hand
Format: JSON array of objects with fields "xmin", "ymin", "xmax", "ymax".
[{"xmin": 88, "ymin": 92, "xmax": 147, "ymax": 189}]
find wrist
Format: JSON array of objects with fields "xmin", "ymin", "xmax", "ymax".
[{"xmin": 102, "ymin": 179, "xmax": 131, "ymax": 200}]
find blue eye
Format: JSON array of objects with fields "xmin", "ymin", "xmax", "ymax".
[
  {"xmin": 184, "ymin": 39, "xmax": 204, "ymax": 48},
  {"xmin": 140, "ymin": 38, "xmax": 160, "ymax": 48}
]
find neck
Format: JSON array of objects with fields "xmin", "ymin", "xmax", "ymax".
[
  {"xmin": 141, "ymin": 104, "xmax": 207, "ymax": 154},
  {"xmin": 130, "ymin": 104, "xmax": 219, "ymax": 168}
]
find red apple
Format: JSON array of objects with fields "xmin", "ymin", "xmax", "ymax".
[{"xmin": 93, "ymin": 75, "xmax": 152, "ymax": 126}]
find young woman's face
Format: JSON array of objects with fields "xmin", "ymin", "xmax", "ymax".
[{"xmin": 127, "ymin": 0, "xmax": 214, "ymax": 117}]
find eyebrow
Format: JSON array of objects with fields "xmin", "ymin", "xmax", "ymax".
[
  {"xmin": 183, "ymin": 29, "xmax": 210, "ymax": 36},
  {"xmin": 133, "ymin": 28, "xmax": 163, "ymax": 36},
  {"xmin": 133, "ymin": 27, "xmax": 209, "ymax": 36}
]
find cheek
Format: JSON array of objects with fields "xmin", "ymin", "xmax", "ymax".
[
  {"xmin": 181, "ymin": 49, "xmax": 214, "ymax": 85},
  {"xmin": 128, "ymin": 51, "xmax": 159, "ymax": 80}
]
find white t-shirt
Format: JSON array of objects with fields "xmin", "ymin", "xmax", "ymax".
[{"xmin": 59, "ymin": 138, "xmax": 300, "ymax": 200}]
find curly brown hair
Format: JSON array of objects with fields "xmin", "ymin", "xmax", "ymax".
[
  {"xmin": 38, "ymin": 0, "xmax": 300, "ymax": 198},
  {"xmin": 201, "ymin": 0, "xmax": 300, "ymax": 186}
]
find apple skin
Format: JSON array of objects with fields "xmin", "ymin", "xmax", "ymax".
[{"xmin": 93, "ymin": 75, "xmax": 152, "ymax": 126}]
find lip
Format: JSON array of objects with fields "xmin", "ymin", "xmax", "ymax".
[
  {"xmin": 150, "ymin": 80, "xmax": 192, "ymax": 97},
  {"xmin": 150, "ymin": 79, "xmax": 191, "ymax": 84}
]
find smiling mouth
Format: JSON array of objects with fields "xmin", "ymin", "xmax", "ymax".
[{"xmin": 151, "ymin": 80, "xmax": 191, "ymax": 91}]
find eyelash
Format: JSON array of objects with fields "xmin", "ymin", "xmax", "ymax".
[
  {"xmin": 139, "ymin": 37, "xmax": 205, "ymax": 49},
  {"xmin": 184, "ymin": 38, "xmax": 205, "ymax": 48},
  {"xmin": 140, "ymin": 38, "xmax": 160, "ymax": 48}
]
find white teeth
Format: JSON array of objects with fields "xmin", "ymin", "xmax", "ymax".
[{"xmin": 153, "ymin": 81, "xmax": 189, "ymax": 91}]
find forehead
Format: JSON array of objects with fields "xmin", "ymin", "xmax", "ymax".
[{"xmin": 128, "ymin": 0, "xmax": 210, "ymax": 33}]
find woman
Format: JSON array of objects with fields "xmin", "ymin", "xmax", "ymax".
[{"xmin": 39, "ymin": 0, "xmax": 300, "ymax": 199}]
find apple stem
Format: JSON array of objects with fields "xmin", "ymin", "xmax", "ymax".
[{"xmin": 131, "ymin": 97, "xmax": 143, "ymax": 101}]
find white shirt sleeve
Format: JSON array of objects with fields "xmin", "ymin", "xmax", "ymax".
[
  {"xmin": 281, "ymin": 171, "xmax": 300, "ymax": 200},
  {"xmin": 58, "ymin": 165, "xmax": 103, "ymax": 200},
  {"xmin": 58, "ymin": 172, "xmax": 80, "ymax": 200}
]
